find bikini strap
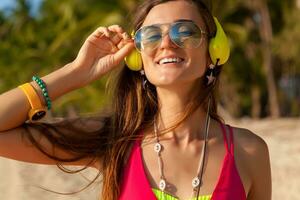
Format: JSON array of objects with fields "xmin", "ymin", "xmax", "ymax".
[
  {"xmin": 227, "ymin": 124, "xmax": 235, "ymax": 155},
  {"xmin": 219, "ymin": 123, "xmax": 234, "ymax": 155}
]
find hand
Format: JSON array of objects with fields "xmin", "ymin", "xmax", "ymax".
[{"xmin": 71, "ymin": 25, "xmax": 135, "ymax": 86}]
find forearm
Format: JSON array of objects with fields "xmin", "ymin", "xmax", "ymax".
[{"xmin": 0, "ymin": 62, "xmax": 83, "ymax": 131}]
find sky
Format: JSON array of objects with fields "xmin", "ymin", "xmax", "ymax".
[{"xmin": 0, "ymin": 0, "xmax": 43, "ymax": 16}]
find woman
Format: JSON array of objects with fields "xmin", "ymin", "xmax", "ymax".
[{"xmin": 0, "ymin": 0, "xmax": 271, "ymax": 199}]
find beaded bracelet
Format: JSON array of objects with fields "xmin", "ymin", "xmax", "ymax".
[{"xmin": 32, "ymin": 76, "xmax": 52, "ymax": 110}]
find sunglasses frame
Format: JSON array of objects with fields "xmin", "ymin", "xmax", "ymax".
[{"xmin": 133, "ymin": 20, "xmax": 207, "ymax": 53}]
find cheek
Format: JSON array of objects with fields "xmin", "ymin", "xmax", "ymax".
[
  {"xmin": 141, "ymin": 53, "xmax": 157, "ymax": 80},
  {"xmin": 141, "ymin": 53, "xmax": 155, "ymax": 72},
  {"xmin": 187, "ymin": 49, "xmax": 208, "ymax": 77},
  {"xmin": 141, "ymin": 52, "xmax": 154, "ymax": 65}
]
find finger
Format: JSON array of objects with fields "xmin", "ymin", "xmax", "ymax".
[
  {"xmin": 108, "ymin": 25, "xmax": 131, "ymax": 45},
  {"xmin": 108, "ymin": 25, "xmax": 124, "ymax": 34},
  {"xmin": 87, "ymin": 27, "xmax": 121, "ymax": 52},
  {"xmin": 110, "ymin": 32, "xmax": 123, "ymax": 46},
  {"xmin": 113, "ymin": 41, "xmax": 135, "ymax": 64},
  {"xmin": 116, "ymin": 37, "xmax": 134, "ymax": 49},
  {"xmin": 92, "ymin": 26, "xmax": 124, "ymax": 46},
  {"xmin": 117, "ymin": 40, "xmax": 125, "ymax": 49},
  {"xmin": 108, "ymin": 25, "xmax": 131, "ymax": 40},
  {"xmin": 108, "ymin": 25, "xmax": 132, "ymax": 41},
  {"xmin": 93, "ymin": 27, "xmax": 111, "ymax": 38},
  {"xmin": 108, "ymin": 25, "xmax": 124, "ymax": 43}
]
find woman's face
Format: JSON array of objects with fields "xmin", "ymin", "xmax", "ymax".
[{"xmin": 141, "ymin": 0, "xmax": 209, "ymax": 88}]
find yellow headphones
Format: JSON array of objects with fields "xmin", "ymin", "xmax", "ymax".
[{"xmin": 125, "ymin": 17, "xmax": 230, "ymax": 71}]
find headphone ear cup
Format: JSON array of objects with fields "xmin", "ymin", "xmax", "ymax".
[
  {"xmin": 209, "ymin": 17, "xmax": 230, "ymax": 65},
  {"xmin": 125, "ymin": 48, "xmax": 143, "ymax": 71},
  {"xmin": 124, "ymin": 30, "xmax": 143, "ymax": 71}
]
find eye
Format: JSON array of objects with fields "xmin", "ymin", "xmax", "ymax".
[
  {"xmin": 142, "ymin": 27, "xmax": 161, "ymax": 43},
  {"xmin": 177, "ymin": 25, "xmax": 196, "ymax": 36},
  {"xmin": 172, "ymin": 22, "xmax": 201, "ymax": 38}
]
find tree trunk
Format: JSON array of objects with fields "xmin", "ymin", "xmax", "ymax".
[
  {"xmin": 252, "ymin": 0, "xmax": 280, "ymax": 118},
  {"xmin": 251, "ymin": 85, "xmax": 261, "ymax": 118}
]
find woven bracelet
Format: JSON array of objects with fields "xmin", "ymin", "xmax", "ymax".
[{"xmin": 32, "ymin": 76, "xmax": 52, "ymax": 110}]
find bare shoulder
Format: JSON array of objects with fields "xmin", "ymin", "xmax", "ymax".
[
  {"xmin": 231, "ymin": 126, "xmax": 269, "ymax": 159},
  {"xmin": 230, "ymin": 125, "xmax": 272, "ymax": 200}
]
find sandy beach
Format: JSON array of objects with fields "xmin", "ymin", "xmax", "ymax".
[{"xmin": 0, "ymin": 118, "xmax": 299, "ymax": 200}]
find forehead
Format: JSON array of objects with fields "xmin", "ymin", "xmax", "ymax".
[{"xmin": 142, "ymin": 1, "xmax": 205, "ymax": 27}]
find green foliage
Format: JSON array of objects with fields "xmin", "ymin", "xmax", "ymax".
[{"xmin": 273, "ymin": 6, "xmax": 300, "ymax": 73}]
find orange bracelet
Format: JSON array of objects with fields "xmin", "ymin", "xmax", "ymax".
[{"xmin": 18, "ymin": 83, "xmax": 47, "ymax": 122}]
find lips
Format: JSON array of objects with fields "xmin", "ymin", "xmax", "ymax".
[
  {"xmin": 158, "ymin": 57, "xmax": 184, "ymax": 65},
  {"xmin": 156, "ymin": 55, "xmax": 185, "ymax": 65}
]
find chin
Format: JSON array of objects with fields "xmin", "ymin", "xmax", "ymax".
[
  {"xmin": 152, "ymin": 79, "xmax": 187, "ymax": 88},
  {"xmin": 151, "ymin": 76, "xmax": 202, "ymax": 89}
]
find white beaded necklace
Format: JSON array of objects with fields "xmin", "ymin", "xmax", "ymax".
[{"xmin": 153, "ymin": 110, "xmax": 211, "ymax": 199}]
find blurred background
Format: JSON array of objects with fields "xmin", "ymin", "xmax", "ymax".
[{"xmin": 0, "ymin": 0, "xmax": 299, "ymax": 199}]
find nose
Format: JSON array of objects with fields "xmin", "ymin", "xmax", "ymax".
[{"xmin": 159, "ymin": 33, "xmax": 178, "ymax": 49}]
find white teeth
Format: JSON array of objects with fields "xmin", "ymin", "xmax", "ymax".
[{"xmin": 159, "ymin": 58, "xmax": 182, "ymax": 65}]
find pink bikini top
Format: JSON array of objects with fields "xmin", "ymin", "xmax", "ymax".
[{"xmin": 118, "ymin": 122, "xmax": 247, "ymax": 200}]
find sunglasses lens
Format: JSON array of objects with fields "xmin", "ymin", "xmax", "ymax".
[
  {"xmin": 135, "ymin": 26, "xmax": 162, "ymax": 53},
  {"xmin": 134, "ymin": 30, "xmax": 142, "ymax": 51},
  {"xmin": 134, "ymin": 21, "xmax": 202, "ymax": 53},
  {"xmin": 170, "ymin": 22, "xmax": 202, "ymax": 48}
]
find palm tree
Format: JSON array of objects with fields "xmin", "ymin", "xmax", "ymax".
[
  {"xmin": 250, "ymin": 0, "xmax": 280, "ymax": 117},
  {"xmin": 214, "ymin": 0, "xmax": 281, "ymax": 118}
]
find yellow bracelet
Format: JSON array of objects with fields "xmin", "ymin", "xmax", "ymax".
[{"xmin": 19, "ymin": 83, "xmax": 47, "ymax": 122}]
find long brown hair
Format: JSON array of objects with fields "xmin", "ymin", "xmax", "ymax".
[{"xmin": 23, "ymin": 0, "xmax": 223, "ymax": 199}]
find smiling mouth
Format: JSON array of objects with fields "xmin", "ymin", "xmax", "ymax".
[{"xmin": 157, "ymin": 57, "xmax": 184, "ymax": 65}]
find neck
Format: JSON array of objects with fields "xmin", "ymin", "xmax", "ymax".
[{"xmin": 155, "ymin": 82, "xmax": 209, "ymax": 144}]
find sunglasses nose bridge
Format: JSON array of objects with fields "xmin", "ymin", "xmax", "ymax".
[
  {"xmin": 160, "ymin": 34, "xmax": 177, "ymax": 48},
  {"xmin": 158, "ymin": 25, "xmax": 179, "ymax": 49},
  {"xmin": 160, "ymin": 23, "xmax": 171, "ymax": 36}
]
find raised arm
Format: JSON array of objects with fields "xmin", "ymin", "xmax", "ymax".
[{"xmin": 0, "ymin": 25, "xmax": 134, "ymax": 168}]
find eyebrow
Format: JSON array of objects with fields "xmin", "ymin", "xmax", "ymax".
[
  {"xmin": 141, "ymin": 19, "xmax": 195, "ymax": 28},
  {"xmin": 174, "ymin": 19, "xmax": 194, "ymax": 23}
]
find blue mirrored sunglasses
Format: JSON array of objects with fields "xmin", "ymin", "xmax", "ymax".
[{"xmin": 134, "ymin": 20, "xmax": 207, "ymax": 54}]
